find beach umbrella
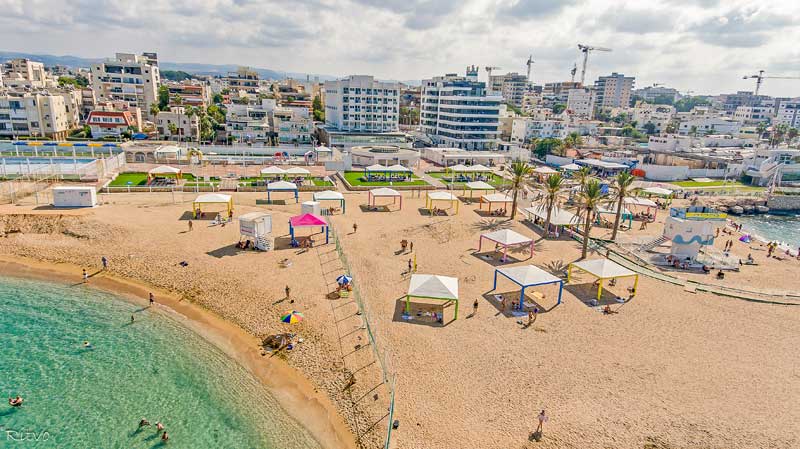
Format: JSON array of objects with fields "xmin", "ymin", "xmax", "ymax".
[
  {"xmin": 280, "ymin": 311, "xmax": 304, "ymax": 324},
  {"xmin": 336, "ymin": 274, "xmax": 353, "ymax": 285},
  {"xmin": 739, "ymin": 234, "xmax": 751, "ymax": 243}
]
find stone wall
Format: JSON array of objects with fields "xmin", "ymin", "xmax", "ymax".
[{"xmin": 766, "ymin": 194, "xmax": 800, "ymax": 211}]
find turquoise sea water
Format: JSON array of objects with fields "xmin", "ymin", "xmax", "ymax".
[
  {"xmin": 735, "ymin": 213, "xmax": 800, "ymax": 247},
  {"xmin": 0, "ymin": 276, "xmax": 322, "ymax": 449}
]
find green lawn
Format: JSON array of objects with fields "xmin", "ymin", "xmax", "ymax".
[
  {"xmin": 343, "ymin": 171, "xmax": 429, "ymax": 186},
  {"xmin": 670, "ymin": 180, "xmax": 763, "ymax": 191},
  {"xmin": 427, "ymin": 172, "xmax": 508, "ymax": 187},
  {"xmin": 109, "ymin": 173, "xmax": 148, "ymax": 186}
]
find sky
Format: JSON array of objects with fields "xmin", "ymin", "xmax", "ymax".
[{"xmin": 2, "ymin": 0, "xmax": 799, "ymax": 96}]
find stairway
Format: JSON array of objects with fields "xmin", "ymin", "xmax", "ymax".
[
  {"xmin": 639, "ymin": 235, "xmax": 668, "ymax": 252},
  {"xmin": 255, "ymin": 235, "xmax": 273, "ymax": 251}
]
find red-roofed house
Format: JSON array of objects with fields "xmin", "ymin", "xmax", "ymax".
[{"xmin": 87, "ymin": 104, "xmax": 140, "ymax": 138}]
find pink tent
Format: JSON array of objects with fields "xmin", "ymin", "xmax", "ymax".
[{"xmin": 289, "ymin": 213, "xmax": 329, "ymax": 244}]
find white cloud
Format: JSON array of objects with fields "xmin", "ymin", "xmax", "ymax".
[{"xmin": 1, "ymin": 0, "xmax": 799, "ymax": 96}]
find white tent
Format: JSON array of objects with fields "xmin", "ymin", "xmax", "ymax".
[
  {"xmin": 468, "ymin": 164, "xmax": 493, "ymax": 172},
  {"xmin": 570, "ymin": 258, "xmax": 636, "ymax": 279},
  {"xmin": 496, "ymin": 265, "xmax": 562, "ymax": 287},
  {"xmin": 480, "ymin": 229, "xmax": 532, "ymax": 246},
  {"xmin": 427, "ymin": 191, "xmax": 459, "ymax": 201},
  {"xmin": 369, "ymin": 187, "xmax": 401, "ymax": 197},
  {"xmin": 267, "ymin": 180, "xmax": 298, "ymax": 190},
  {"xmin": 465, "ymin": 181, "xmax": 495, "ymax": 190},
  {"xmin": 447, "ymin": 164, "xmax": 469, "ymax": 172},
  {"xmin": 148, "ymin": 165, "xmax": 181, "ymax": 175},
  {"xmin": 285, "ymin": 167, "xmax": 311, "ymax": 176},
  {"xmin": 313, "ymin": 190, "xmax": 344, "ymax": 201},
  {"xmin": 561, "ymin": 163, "xmax": 582, "ymax": 171},
  {"xmin": 524, "ymin": 205, "xmax": 579, "ymax": 226},
  {"xmin": 386, "ymin": 164, "xmax": 412, "ymax": 172},
  {"xmin": 481, "ymin": 193, "xmax": 514, "ymax": 203},
  {"xmin": 194, "ymin": 193, "xmax": 231, "ymax": 203},
  {"xmin": 642, "ymin": 187, "xmax": 673, "ymax": 196},
  {"xmin": 624, "ymin": 197, "xmax": 658, "ymax": 208},
  {"xmin": 260, "ymin": 166, "xmax": 286, "ymax": 175},
  {"xmin": 533, "ymin": 166, "xmax": 558, "ymax": 175},
  {"xmin": 365, "ymin": 164, "xmax": 388, "ymax": 171},
  {"xmin": 407, "ymin": 274, "xmax": 459, "ymax": 300}
]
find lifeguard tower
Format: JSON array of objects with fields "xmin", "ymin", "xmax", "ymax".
[
  {"xmin": 662, "ymin": 206, "xmax": 727, "ymax": 262},
  {"xmin": 239, "ymin": 212, "xmax": 273, "ymax": 251}
]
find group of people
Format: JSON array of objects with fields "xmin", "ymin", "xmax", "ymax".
[
  {"xmin": 138, "ymin": 418, "xmax": 169, "ymax": 442},
  {"xmin": 489, "ymin": 208, "xmax": 508, "ymax": 216}
]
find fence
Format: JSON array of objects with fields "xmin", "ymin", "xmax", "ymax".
[{"xmin": 329, "ymin": 221, "xmax": 397, "ymax": 449}]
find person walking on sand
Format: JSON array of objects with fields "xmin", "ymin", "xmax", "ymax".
[
  {"xmin": 188, "ymin": 220, "xmax": 193, "ymax": 232},
  {"xmin": 352, "ymin": 223, "xmax": 358, "ymax": 233},
  {"xmin": 131, "ymin": 315, "xmax": 135, "ymax": 324},
  {"xmin": 536, "ymin": 409, "xmax": 548, "ymax": 433},
  {"xmin": 285, "ymin": 285, "xmax": 291, "ymax": 300},
  {"xmin": 407, "ymin": 259, "xmax": 412, "ymax": 273},
  {"xmin": 101, "ymin": 256, "xmax": 108, "ymax": 270},
  {"xmin": 409, "ymin": 241, "xmax": 414, "ymax": 253},
  {"xmin": 82, "ymin": 269, "xmax": 89, "ymax": 283},
  {"xmin": 149, "ymin": 292, "xmax": 155, "ymax": 306},
  {"xmin": 473, "ymin": 299, "xmax": 478, "ymax": 316}
]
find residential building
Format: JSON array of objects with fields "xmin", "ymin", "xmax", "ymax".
[
  {"xmin": 224, "ymin": 99, "xmax": 275, "ymax": 143},
  {"xmin": 324, "ymin": 75, "xmax": 400, "ymax": 133},
  {"xmin": 566, "ymin": 88, "xmax": 596, "ymax": 119},
  {"xmin": 80, "ymin": 88, "xmax": 97, "ymax": 120},
  {"xmin": 678, "ymin": 116, "xmax": 741, "ymax": 136},
  {"xmin": 85, "ymin": 102, "xmax": 141, "ymax": 139},
  {"xmin": 1, "ymin": 59, "xmax": 53, "ymax": 89},
  {"xmin": 421, "ymin": 147, "xmax": 506, "ymax": 167},
  {"xmin": 732, "ymin": 105, "xmax": 773, "ymax": 124},
  {"xmin": 156, "ymin": 107, "xmax": 200, "ymax": 141},
  {"xmin": 488, "ymin": 72, "xmax": 529, "ymax": 107},
  {"xmin": 633, "ymin": 85, "xmax": 680, "ymax": 103},
  {"xmin": 776, "ymin": 100, "xmax": 800, "ymax": 128},
  {"xmin": 542, "ymin": 81, "xmax": 582, "ymax": 100},
  {"xmin": 594, "ymin": 73, "xmax": 635, "ymax": 109},
  {"xmin": 222, "ymin": 67, "xmax": 260, "ymax": 94},
  {"xmin": 0, "ymin": 91, "xmax": 76, "ymax": 139},
  {"xmin": 711, "ymin": 91, "xmax": 762, "ymax": 114},
  {"xmin": 521, "ymin": 90, "xmax": 541, "ymax": 113},
  {"xmin": 90, "ymin": 52, "xmax": 160, "ymax": 119},
  {"xmin": 632, "ymin": 103, "xmax": 675, "ymax": 133},
  {"xmin": 511, "ymin": 118, "xmax": 564, "ymax": 142},
  {"xmin": 166, "ymin": 81, "xmax": 210, "ymax": 109},
  {"xmin": 273, "ymin": 106, "xmax": 312, "ymax": 144},
  {"xmin": 420, "ymin": 67, "xmax": 502, "ymax": 150}
]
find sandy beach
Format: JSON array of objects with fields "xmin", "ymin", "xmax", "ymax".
[{"xmin": 2, "ymin": 190, "xmax": 799, "ymax": 448}]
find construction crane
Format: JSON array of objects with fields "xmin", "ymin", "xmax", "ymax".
[
  {"xmin": 570, "ymin": 63, "xmax": 577, "ymax": 83},
  {"xmin": 577, "ymin": 44, "xmax": 612, "ymax": 85},
  {"xmin": 525, "ymin": 55, "xmax": 534, "ymax": 82},
  {"xmin": 743, "ymin": 70, "xmax": 800, "ymax": 96}
]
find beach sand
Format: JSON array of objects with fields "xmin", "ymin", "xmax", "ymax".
[{"xmin": 2, "ymin": 191, "xmax": 799, "ymax": 448}]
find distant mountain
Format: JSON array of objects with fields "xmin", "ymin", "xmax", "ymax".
[{"xmin": 0, "ymin": 51, "xmax": 337, "ymax": 81}]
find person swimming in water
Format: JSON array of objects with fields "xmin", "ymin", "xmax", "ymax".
[
  {"xmin": 139, "ymin": 418, "xmax": 151, "ymax": 428},
  {"xmin": 83, "ymin": 341, "xmax": 92, "ymax": 349},
  {"xmin": 156, "ymin": 421, "xmax": 164, "ymax": 431},
  {"xmin": 161, "ymin": 431, "xmax": 169, "ymax": 442},
  {"xmin": 8, "ymin": 396, "xmax": 23, "ymax": 407}
]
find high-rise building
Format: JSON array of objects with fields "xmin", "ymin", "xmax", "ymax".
[
  {"xmin": 776, "ymin": 100, "xmax": 800, "ymax": 128},
  {"xmin": 324, "ymin": 75, "xmax": 399, "ymax": 133},
  {"xmin": 2, "ymin": 59, "xmax": 51, "ymax": 88},
  {"xmin": 90, "ymin": 52, "xmax": 161, "ymax": 119},
  {"xmin": 566, "ymin": 88, "xmax": 596, "ymax": 119},
  {"xmin": 488, "ymin": 72, "xmax": 529, "ymax": 107},
  {"xmin": 594, "ymin": 73, "xmax": 635, "ymax": 109},
  {"xmin": 0, "ymin": 92, "xmax": 76, "ymax": 140},
  {"xmin": 421, "ymin": 67, "xmax": 502, "ymax": 150}
]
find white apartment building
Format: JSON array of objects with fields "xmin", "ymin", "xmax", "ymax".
[
  {"xmin": 222, "ymin": 67, "xmax": 260, "ymax": 94},
  {"xmin": 225, "ymin": 99, "xmax": 276, "ymax": 143},
  {"xmin": 632, "ymin": 103, "xmax": 675, "ymax": 133},
  {"xmin": 566, "ymin": 88, "xmax": 595, "ymax": 119},
  {"xmin": 273, "ymin": 106, "xmax": 312, "ymax": 144},
  {"xmin": 511, "ymin": 118, "xmax": 564, "ymax": 142},
  {"xmin": 421, "ymin": 67, "xmax": 502, "ymax": 150},
  {"xmin": 732, "ymin": 105, "xmax": 773, "ymax": 124},
  {"xmin": 166, "ymin": 81, "xmax": 210, "ymax": 109},
  {"xmin": 776, "ymin": 100, "xmax": 800, "ymax": 128},
  {"xmin": 488, "ymin": 72, "xmax": 529, "ymax": 107},
  {"xmin": 594, "ymin": 73, "xmax": 635, "ymax": 109},
  {"xmin": 633, "ymin": 85, "xmax": 680, "ymax": 103},
  {"xmin": 678, "ymin": 117, "xmax": 741, "ymax": 136},
  {"xmin": 157, "ymin": 107, "xmax": 200, "ymax": 141},
  {"xmin": 1, "ymin": 59, "xmax": 57, "ymax": 89},
  {"xmin": 324, "ymin": 75, "xmax": 400, "ymax": 133},
  {"xmin": 0, "ymin": 91, "xmax": 76, "ymax": 140},
  {"xmin": 90, "ymin": 52, "xmax": 160, "ymax": 119}
]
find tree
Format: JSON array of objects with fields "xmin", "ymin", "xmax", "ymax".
[
  {"xmin": 150, "ymin": 103, "xmax": 161, "ymax": 117},
  {"xmin": 161, "ymin": 70, "xmax": 195, "ymax": 81},
  {"xmin": 665, "ymin": 121, "xmax": 677, "ymax": 134},
  {"xmin": 552, "ymin": 103, "xmax": 567, "ymax": 114},
  {"xmin": 533, "ymin": 138, "xmax": 563, "ymax": 159},
  {"xmin": 506, "ymin": 102, "xmax": 523, "ymax": 115},
  {"xmin": 577, "ymin": 179, "xmax": 606, "ymax": 259},
  {"xmin": 172, "ymin": 94, "xmax": 183, "ymax": 106},
  {"xmin": 788, "ymin": 127, "xmax": 799, "ymax": 143},
  {"xmin": 157, "ymin": 85, "xmax": 170, "ymax": 111},
  {"xmin": 212, "ymin": 93, "xmax": 223, "ymax": 104},
  {"xmin": 312, "ymin": 95, "xmax": 325, "ymax": 122},
  {"xmin": 167, "ymin": 123, "xmax": 178, "ymax": 139},
  {"xmin": 610, "ymin": 171, "xmax": 636, "ymax": 241},
  {"xmin": 756, "ymin": 122, "xmax": 767, "ymax": 140},
  {"xmin": 575, "ymin": 167, "xmax": 591, "ymax": 191},
  {"xmin": 563, "ymin": 132, "xmax": 583, "ymax": 149},
  {"xmin": 674, "ymin": 96, "xmax": 710, "ymax": 113},
  {"xmin": 58, "ymin": 75, "xmax": 88, "ymax": 88},
  {"xmin": 771, "ymin": 123, "xmax": 789, "ymax": 147},
  {"xmin": 542, "ymin": 173, "xmax": 564, "ymax": 237},
  {"xmin": 643, "ymin": 122, "xmax": 657, "ymax": 135},
  {"xmin": 508, "ymin": 161, "xmax": 533, "ymax": 219},
  {"xmin": 689, "ymin": 125, "xmax": 698, "ymax": 137}
]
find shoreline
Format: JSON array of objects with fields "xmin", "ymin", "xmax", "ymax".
[{"xmin": 0, "ymin": 254, "xmax": 357, "ymax": 449}]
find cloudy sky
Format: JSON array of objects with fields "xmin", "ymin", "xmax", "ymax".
[{"xmin": 2, "ymin": 0, "xmax": 799, "ymax": 96}]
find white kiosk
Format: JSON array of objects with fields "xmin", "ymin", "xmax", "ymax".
[
  {"xmin": 239, "ymin": 212, "xmax": 273, "ymax": 251},
  {"xmin": 52, "ymin": 186, "xmax": 97, "ymax": 208}
]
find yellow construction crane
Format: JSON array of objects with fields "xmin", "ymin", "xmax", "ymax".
[
  {"xmin": 577, "ymin": 44, "xmax": 612, "ymax": 85},
  {"xmin": 743, "ymin": 70, "xmax": 800, "ymax": 96}
]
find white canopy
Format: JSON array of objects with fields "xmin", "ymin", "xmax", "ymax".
[
  {"xmin": 597, "ymin": 204, "xmax": 631, "ymax": 216},
  {"xmin": 690, "ymin": 177, "xmax": 714, "ymax": 183},
  {"xmin": 446, "ymin": 164, "xmax": 469, "ymax": 172},
  {"xmin": 427, "ymin": 191, "xmax": 459, "ymax": 201},
  {"xmin": 524, "ymin": 205, "xmax": 579, "ymax": 226},
  {"xmin": 285, "ymin": 167, "xmax": 311, "ymax": 176},
  {"xmin": 496, "ymin": 265, "xmax": 561, "ymax": 287},
  {"xmin": 408, "ymin": 274, "xmax": 459, "ymax": 300},
  {"xmin": 561, "ymin": 163, "xmax": 582, "ymax": 171},
  {"xmin": 570, "ymin": 258, "xmax": 636, "ymax": 279},
  {"xmin": 194, "ymin": 193, "xmax": 231, "ymax": 203},
  {"xmin": 154, "ymin": 145, "xmax": 181, "ymax": 154},
  {"xmin": 465, "ymin": 181, "xmax": 495, "ymax": 190},
  {"xmin": 365, "ymin": 164, "xmax": 388, "ymax": 171},
  {"xmin": 260, "ymin": 166, "xmax": 286, "ymax": 175},
  {"xmin": 369, "ymin": 187, "xmax": 401, "ymax": 197},
  {"xmin": 533, "ymin": 166, "xmax": 558, "ymax": 175},
  {"xmin": 642, "ymin": 187, "xmax": 673, "ymax": 196},
  {"xmin": 148, "ymin": 165, "xmax": 181, "ymax": 175},
  {"xmin": 467, "ymin": 164, "xmax": 493, "ymax": 172},
  {"xmin": 267, "ymin": 180, "xmax": 298, "ymax": 190},
  {"xmin": 482, "ymin": 193, "xmax": 514, "ymax": 203},
  {"xmin": 313, "ymin": 190, "xmax": 344, "ymax": 201},
  {"xmin": 314, "ymin": 145, "xmax": 332, "ymax": 153},
  {"xmin": 481, "ymin": 229, "xmax": 532, "ymax": 246},
  {"xmin": 386, "ymin": 164, "xmax": 412, "ymax": 172},
  {"xmin": 624, "ymin": 197, "xmax": 658, "ymax": 208},
  {"xmin": 577, "ymin": 159, "xmax": 629, "ymax": 170}
]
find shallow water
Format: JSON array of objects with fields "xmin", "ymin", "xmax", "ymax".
[
  {"xmin": 734, "ymin": 213, "xmax": 800, "ymax": 247},
  {"xmin": 0, "ymin": 276, "xmax": 321, "ymax": 449}
]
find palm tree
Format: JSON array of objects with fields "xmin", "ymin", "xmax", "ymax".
[
  {"xmin": 788, "ymin": 127, "xmax": 799, "ymax": 143},
  {"xmin": 542, "ymin": 173, "xmax": 564, "ymax": 237},
  {"xmin": 149, "ymin": 103, "xmax": 161, "ymax": 116},
  {"xmin": 577, "ymin": 179, "xmax": 606, "ymax": 259},
  {"xmin": 575, "ymin": 166, "xmax": 591, "ymax": 191},
  {"xmin": 564, "ymin": 132, "xmax": 583, "ymax": 149},
  {"xmin": 756, "ymin": 122, "xmax": 767, "ymax": 140},
  {"xmin": 508, "ymin": 160, "xmax": 533, "ymax": 220},
  {"xmin": 610, "ymin": 171, "xmax": 636, "ymax": 241}
]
